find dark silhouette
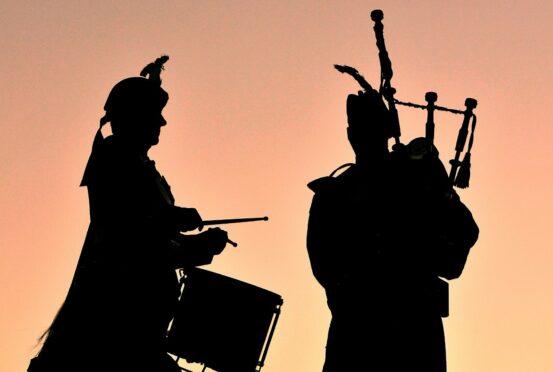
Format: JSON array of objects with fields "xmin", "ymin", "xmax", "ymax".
[
  {"xmin": 307, "ymin": 86, "xmax": 478, "ymax": 372},
  {"xmin": 166, "ymin": 267, "xmax": 283, "ymax": 372},
  {"xmin": 307, "ymin": 87, "xmax": 479, "ymax": 372},
  {"xmin": 28, "ymin": 56, "xmax": 230, "ymax": 372},
  {"xmin": 307, "ymin": 10, "xmax": 479, "ymax": 371}
]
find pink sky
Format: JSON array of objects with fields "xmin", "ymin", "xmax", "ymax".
[{"xmin": 1, "ymin": 1, "xmax": 553, "ymax": 371}]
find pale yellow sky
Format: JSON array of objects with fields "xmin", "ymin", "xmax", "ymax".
[{"xmin": 1, "ymin": 1, "xmax": 553, "ymax": 371}]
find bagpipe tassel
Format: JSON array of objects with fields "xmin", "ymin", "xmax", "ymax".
[{"xmin": 454, "ymin": 152, "xmax": 471, "ymax": 189}]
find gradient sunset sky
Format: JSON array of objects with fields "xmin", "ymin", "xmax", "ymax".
[{"xmin": 2, "ymin": 1, "xmax": 553, "ymax": 371}]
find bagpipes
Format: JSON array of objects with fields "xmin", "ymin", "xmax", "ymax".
[{"xmin": 335, "ymin": 9, "xmax": 477, "ymax": 189}]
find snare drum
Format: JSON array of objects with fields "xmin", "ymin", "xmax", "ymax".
[{"xmin": 166, "ymin": 268, "xmax": 283, "ymax": 372}]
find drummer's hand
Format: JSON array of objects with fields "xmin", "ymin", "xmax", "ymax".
[
  {"xmin": 201, "ymin": 227, "xmax": 228, "ymax": 255},
  {"xmin": 173, "ymin": 207, "xmax": 204, "ymax": 232}
]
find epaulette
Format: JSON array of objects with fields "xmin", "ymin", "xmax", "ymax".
[{"xmin": 307, "ymin": 163, "xmax": 354, "ymax": 193}]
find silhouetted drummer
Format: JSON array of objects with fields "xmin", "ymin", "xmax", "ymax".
[
  {"xmin": 28, "ymin": 56, "xmax": 229, "ymax": 372},
  {"xmin": 306, "ymin": 88, "xmax": 479, "ymax": 371}
]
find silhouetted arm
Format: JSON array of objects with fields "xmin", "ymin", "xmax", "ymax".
[
  {"xmin": 84, "ymin": 139, "xmax": 208, "ymax": 265},
  {"xmin": 307, "ymin": 193, "xmax": 335, "ymax": 288},
  {"xmin": 169, "ymin": 228, "xmax": 228, "ymax": 268},
  {"xmin": 432, "ymin": 194, "xmax": 479, "ymax": 280},
  {"xmin": 306, "ymin": 177, "xmax": 349, "ymax": 291}
]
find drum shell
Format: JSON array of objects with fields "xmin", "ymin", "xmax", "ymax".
[{"xmin": 166, "ymin": 268, "xmax": 282, "ymax": 372}]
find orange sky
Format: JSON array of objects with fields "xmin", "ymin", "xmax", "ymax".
[{"xmin": 2, "ymin": 1, "xmax": 553, "ymax": 371}]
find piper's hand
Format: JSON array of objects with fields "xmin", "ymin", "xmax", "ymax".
[
  {"xmin": 201, "ymin": 227, "xmax": 229, "ymax": 255},
  {"xmin": 174, "ymin": 207, "xmax": 204, "ymax": 232}
]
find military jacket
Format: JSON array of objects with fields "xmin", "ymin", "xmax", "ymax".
[
  {"xmin": 30, "ymin": 135, "xmax": 207, "ymax": 372},
  {"xmin": 307, "ymin": 154, "xmax": 479, "ymax": 318}
]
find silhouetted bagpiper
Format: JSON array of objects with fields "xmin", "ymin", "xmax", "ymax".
[{"xmin": 307, "ymin": 10, "xmax": 479, "ymax": 372}]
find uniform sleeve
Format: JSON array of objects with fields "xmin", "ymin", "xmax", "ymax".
[
  {"xmin": 433, "ymin": 194, "xmax": 479, "ymax": 280},
  {"xmin": 162, "ymin": 235, "xmax": 210, "ymax": 268},
  {"xmin": 306, "ymin": 178, "xmax": 347, "ymax": 291},
  {"xmin": 84, "ymin": 140, "xmax": 181, "ymax": 264}
]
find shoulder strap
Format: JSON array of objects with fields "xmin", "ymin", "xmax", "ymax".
[
  {"xmin": 307, "ymin": 163, "xmax": 355, "ymax": 193},
  {"xmin": 329, "ymin": 163, "xmax": 355, "ymax": 177}
]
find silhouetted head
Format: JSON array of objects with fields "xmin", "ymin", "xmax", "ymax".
[
  {"xmin": 101, "ymin": 56, "xmax": 170, "ymax": 152},
  {"xmin": 346, "ymin": 90, "xmax": 391, "ymax": 164}
]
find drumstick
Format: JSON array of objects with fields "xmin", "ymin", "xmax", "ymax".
[
  {"xmin": 202, "ymin": 216, "xmax": 269, "ymax": 226},
  {"xmin": 201, "ymin": 216, "xmax": 269, "ymax": 247}
]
